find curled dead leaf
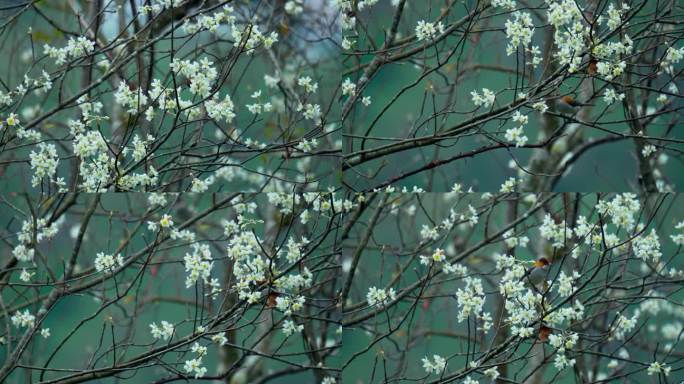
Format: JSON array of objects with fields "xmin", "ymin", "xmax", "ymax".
[{"xmin": 538, "ymin": 325, "xmax": 551, "ymax": 343}]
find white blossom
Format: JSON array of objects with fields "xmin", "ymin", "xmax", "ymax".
[
  {"xmin": 94, "ymin": 252, "xmax": 124, "ymax": 273},
  {"xmin": 421, "ymin": 354, "xmax": 447, "ymax": 375},
  {"xmin": 647, "ymin": 361, "xmax": 671, "ymax": 376},
  {"xmin": 150, "ymin": 321, "xmax": 174, "ymax": 340},
  {"xmin": 282, "ymin": 320, "xmax": 304, "ymax": 336},
  {"xmin": 11, "ymin": 310, "xmax": 35, "ymax": 328},
  {"xmin": 504, "ymin": 12, "xmax": 534, "ymax": 56},
  {"xmin": 603, "ymin": 88, "xmax": 625, "ymax": 105},
  {"xmin": 415, "ymin": 20, "xmax": 445, "ymax": 41},
  {"xmin": 366, "ymin": 286, "xmax": 397, "ymax": 306},
  {"xmin": 471, "ymin": 88, "xmax": 496, "ymax": 108},
  {"xmin": 29, "ymin": 143, "xmax": 59, "ymax": 187}
]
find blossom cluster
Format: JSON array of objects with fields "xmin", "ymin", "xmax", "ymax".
[
  {"xmin": 43, "ymin": 37, "xmax": 95, "ymax": 66},
  {"xmin": 13, "ymin": 216, "xmax": 61, "ymax": 264}
]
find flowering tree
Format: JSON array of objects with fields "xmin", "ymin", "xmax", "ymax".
[
  {"xmin": 1, "ymin": 193, "xmax": 344, "ymax": 382},
  {"xmin": 1, "ymin": 0, "xmax": 682, "ymax": 193},
  {"xmin": 1, "ymin": 1, "xmax": 684, "ymax": 384},
  {"xmin": 341, "ymin": 0, "xmax": 684, "ymax": 191},
  {"xmin": 2, "ymin": 192, "xmax": 684, "ymax": 383},
  {"xmin": 0, "ymin": 0, "xmax": 340, "ymax": 193},
  {"xmin": 338, "ymin": 191, "xmax": 684, "ymax": 383}
]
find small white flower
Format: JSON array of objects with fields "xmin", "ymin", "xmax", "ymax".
[
  {"xmin": 611, "ymin": 312, "xmax": 638, "ymax": 340},
  {"xmin": 671, "ymin": 221, "xmax": 684, "ymax": 245},
  {"xmin": 647, "ymin": 361, "xmax": 670, "ymax": 376},
  {"xmin": 211, "ymin": 332, "xmax": 228, "ymax": 346},
  {"xmin": 148, "ymin": 193, "xmax": 168, "ymax": 206},
  {"xmin": 282, "ymin": 319, "xmax": 304, "ymax": 336},
  {"xmin": 415, "ymin": 20, "xmax": 445, "ymax": 41},
  {"xmin": 94, "ymin": 252, "xmax": 124, "ymax": 273},
  {"xmin": 553, "ymin": 352, "xmax": 576, "ymax": 371},
  {"xmin": 295, "ymin": 138, "xmax": 318, "ymax": 153},
  {"xmin": 422, "ymin": 354, "xmax": 447, "ymax": 374},
  {"xmin": 483, "ymin": 367, "xmax": 500, "ymax": 380},
  {"xmin": 183, "ymin": 357, "xmax": 207, "ymax": 379},
  {"xmin": 191, "ymin": 177, "xmax": 213, "ymax": 192},
  {"xmin": 159, "ymin": 214, "xmax": 174, "ymax": 228},
  {"xmin": 341, "ymin": 78, "xmax": 356, "ymax": 96},
  {"xmin": 19, "ymin": 268, "xmax": 34, "ymax": 282},
  {"xmin": 511, "ymin": 110, "xmax": 528, "ymax": 125},
  {"xmin": 150, "ymin": 320, "xmax": 174, "ymax": 340},
  {"xmin": 471, "ymin": 88, "xmax": 496, "ymax": 108},
  {"xmin": 6, "ymin": 113, "xmax": 19, "ymax": 126},
  {"xmin": 342, "ymin": 37, "xmax": 354, "ymax": 50},
  {"xmin": 505, "ymin": 126, "xmax": 528, "ymax": 147},
  {"xmin": 499, "ymin": 177, "xmax": 518, "ymax": 193},
  {"xmin": 366, "ymin": 286, "xmax": 397, "ymax": 306},
  {"xmin": 297, "ymin": 76, "xmax": 318, "ymax": 93},
  {"xmin": 532, "ymin": 101, "xmax": 548, "ymax": 113},
  {"xmin": 431, "ymin": 248, "xmax": 446, "ymax": 263},
  {"xmin": 11, "ymin": 310, "xmax": 35, "ymax": 328},
  {"xmin": 191, "ymin": 342, "xmax": 207, "ymax": 356},
  {"xmin": 603, "ymin": 88, "xmax": 625, "ymax": 105},
  {"xmin": 641, "ymin": 144, "xmax": 656, "ymax": 157},
  {"xmin": 275, "ymin": 295, "xmax": 306, "ymax": 315}
]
